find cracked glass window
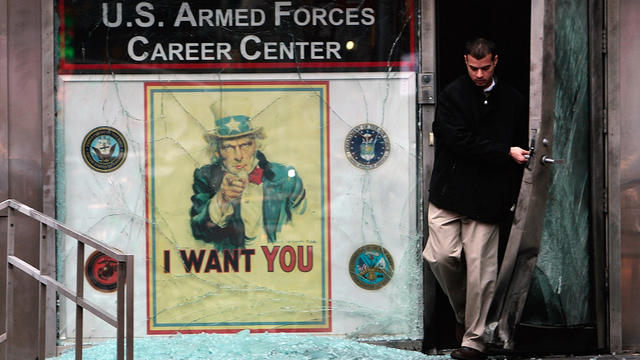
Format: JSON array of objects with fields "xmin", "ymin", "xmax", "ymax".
[{"xmin": 55, "ymin": 0, "xmax": 423, "ymax": 345}]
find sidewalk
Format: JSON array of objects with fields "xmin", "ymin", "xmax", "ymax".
[{"xmin": 438, "ymin": 350, "xmax": 640, "ymax": 360}]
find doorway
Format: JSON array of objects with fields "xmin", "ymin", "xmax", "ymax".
[
  {"xmin": 424, "ymin": 0, "xmax": 532, "ymax": 350},
  {"xmin": 435, "ymin": 1, "xmax": 531, "ymax": 97}
]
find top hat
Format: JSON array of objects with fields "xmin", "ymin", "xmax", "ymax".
[
  {"xmin": 208, "ymin": 102, "xmax": 263, "ymax": 139},
  {"xmin": 211, "ymin": 115, "xmax": 263, "ymax": 139}
]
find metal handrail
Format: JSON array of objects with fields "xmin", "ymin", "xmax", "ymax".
[{"xmin": 0, "ymin": 199, "xmax": 134, "ymax": 359}]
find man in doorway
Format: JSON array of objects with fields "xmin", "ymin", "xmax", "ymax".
[
  {"xmin": 190, "ymin": 114, "xmax": 307, "ymax": 250},
  {"xmin": 423, "ymin": 38, "xmax": 529, "ymax": 360}
]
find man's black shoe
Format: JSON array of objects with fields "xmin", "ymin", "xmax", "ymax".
[{"xmin": 450, "ymin": 346, "xmax": 487, "ymax": 360}]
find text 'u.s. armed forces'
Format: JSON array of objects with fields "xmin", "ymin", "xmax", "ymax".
[{"xmin": 101, "ymin": 1, "xmax": 376, "ymax": 62}]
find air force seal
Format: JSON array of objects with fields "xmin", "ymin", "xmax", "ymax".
[
  {"xmin": 81, "ymin": 126, "xmax": 127, "ymax": 172},
  {"xmin": 349, "ymin": 244, "xmax": 394, "ymax": 290},
  {"xmin": 344, "ymin": 123, "xmax": 390, "ymax": 170}
]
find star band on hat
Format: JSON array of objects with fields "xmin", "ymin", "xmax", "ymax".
[{"xmin": 212, "ymin": 115, "xmax": 263, "ymax": 138}]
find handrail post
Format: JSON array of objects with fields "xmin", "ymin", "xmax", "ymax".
[
  {"xmin": 126, "ymin": 254, "xmax": 134, "ymax": 359},
  {"xmin": 76, "ymin": 242, "xmax": 84, "ymax": 360},
  {"xmin": 5, "ymin": 207, "xmax": 15, "ymax": 358},
  {"xmin": 116, "ymin": 261, "xmax": 125, "ymax": 360},
  {"xmin": 1, "ymin": 205, "xmax": 14, "ymax": 358},
  {"xmin": 38, "ymin": 222, "xmax": 50, "ymax": 359}
]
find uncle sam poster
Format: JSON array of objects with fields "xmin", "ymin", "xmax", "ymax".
[{"xmin": 145, "ymin": 81, "xmax": 331, "ymax": 333}]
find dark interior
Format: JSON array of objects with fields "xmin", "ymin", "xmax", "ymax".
[
  {"xmin": 435, "ymin": 0, "xmax": 531, "ymax": 97},
  {"xmin": 423, "ymin": 0, "xmax": 531, "ymax": 352}
]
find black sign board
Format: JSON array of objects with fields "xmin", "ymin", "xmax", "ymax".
[{"xmin": 58, "ymin": 1, "xmax": 415, "ymax": 73}]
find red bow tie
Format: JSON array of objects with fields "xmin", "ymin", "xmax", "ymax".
[{"xmin": 248, "ymin": 167, "xmax": 263, "ymax": 185}]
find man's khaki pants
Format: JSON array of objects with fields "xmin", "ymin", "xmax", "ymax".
[{"xmin": 422, "ymin": 202, "xmax": 499, "ymax": 352}]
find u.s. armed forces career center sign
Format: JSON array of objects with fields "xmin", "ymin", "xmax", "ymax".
[{"xmin": 58, "ymin": 0, "xmax": 415, "ymax": 72}]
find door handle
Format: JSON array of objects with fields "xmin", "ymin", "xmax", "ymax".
[{"xmin": 541, "ymin": 155, "xmax": 564, "ymax": 165}]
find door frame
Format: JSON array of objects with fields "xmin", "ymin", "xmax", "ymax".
[
  {"xmin": 420, "ymin": 0, "xmax": 611, "ymax": 352},
  {"xmin": 604, "ymin": 0, "xmax": 623, "ymax": 353},
  {"xmin": 588, "ymin": 0, "xmax": 609, "ymax": 352},
  {"xmin": 419, "ymin": 0, "xmax": 437, "ymax": 351}
]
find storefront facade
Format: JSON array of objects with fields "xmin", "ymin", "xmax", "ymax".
[{"xmin": 0, "ymin": 0, "xmax": 639, "ymax": 358}]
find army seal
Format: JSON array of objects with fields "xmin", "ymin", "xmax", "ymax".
[{"xmin": 349, "ymin": 244, "xmax": 394, "ymax": 290}]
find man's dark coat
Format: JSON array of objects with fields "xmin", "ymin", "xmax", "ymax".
[{"xmin": 428, "ymin": 75, "xmax": 528, "ymax": 223}]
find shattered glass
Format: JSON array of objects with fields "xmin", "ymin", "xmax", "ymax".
[
  {"xmin": 51, "ymin": 332, "xmax": 439, "ymax": 360},
  {"xmin": 520, "ymin": 0, "xmax": 593, "ymax": 326},
  {"xmin": 54, "ymin": 0, "xmax": 424, "ymax": 355}
]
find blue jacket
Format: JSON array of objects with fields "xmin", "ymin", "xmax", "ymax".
[{"xmin": 190, "ymin": 151, "xmax": 306, "ymax": 249}]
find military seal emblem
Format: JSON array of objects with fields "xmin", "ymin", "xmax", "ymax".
[
  {"xmin": 81, "ymin": 126, "xmax": 127, "ymax": 172},
  {"xmin": 349, "ymin": 244, "xmax": 394, "ymax": 290},
  {"xmin": 85, "ymin": 251, "xmax": 119, "ymax": 292},
  {"xmin": 344, "ymin": 123, "xmax": 390, "ymax": 169}
]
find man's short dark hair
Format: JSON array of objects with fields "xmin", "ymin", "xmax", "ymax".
[{"xmin": 465, "ymin": 38, "xmax": 497, "ymax": 59}]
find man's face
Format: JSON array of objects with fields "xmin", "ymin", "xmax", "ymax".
[
  {"xmin": 217, "ymin": 136, "xmax": 257, "ymax": 174},
  {"xmin": 465, "ymin": 54, "xmax": 498, "ymax": 89}
]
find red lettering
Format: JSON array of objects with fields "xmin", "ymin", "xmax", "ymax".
[
  {"xmin": 297, "ymin": 246, "xmax": 313, "ymax": 272},
  {"xmin": 262, "ymin": 246, "xmax": 279, "ymax": 272},
  {"xmin": 279, "ymin": 245, "xmax": 296, "ymax": 272},
  {"xmin": 261, "ymin": 246, "xmax": 313, "ymax": 272}
]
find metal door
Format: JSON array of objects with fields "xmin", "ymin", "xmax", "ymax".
[
  {"xmin": 485, "ymin": 0, "xmax": 591, "ymax": 350},
  {"xmin": 483, "ymin": 0, "xmax": 556, "ymax": 349}
]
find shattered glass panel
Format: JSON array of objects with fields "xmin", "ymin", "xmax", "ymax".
[
  {"xmin": 54, "ymin": 0, "xmax": 423, "ymax": 351},
  {"xmin": 52, "ymin": 332, "xmax": 439, "ymax": 360},
  {"xmin": 520, "ymin": 0, "xmax": 592, "ymax": 326}
]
